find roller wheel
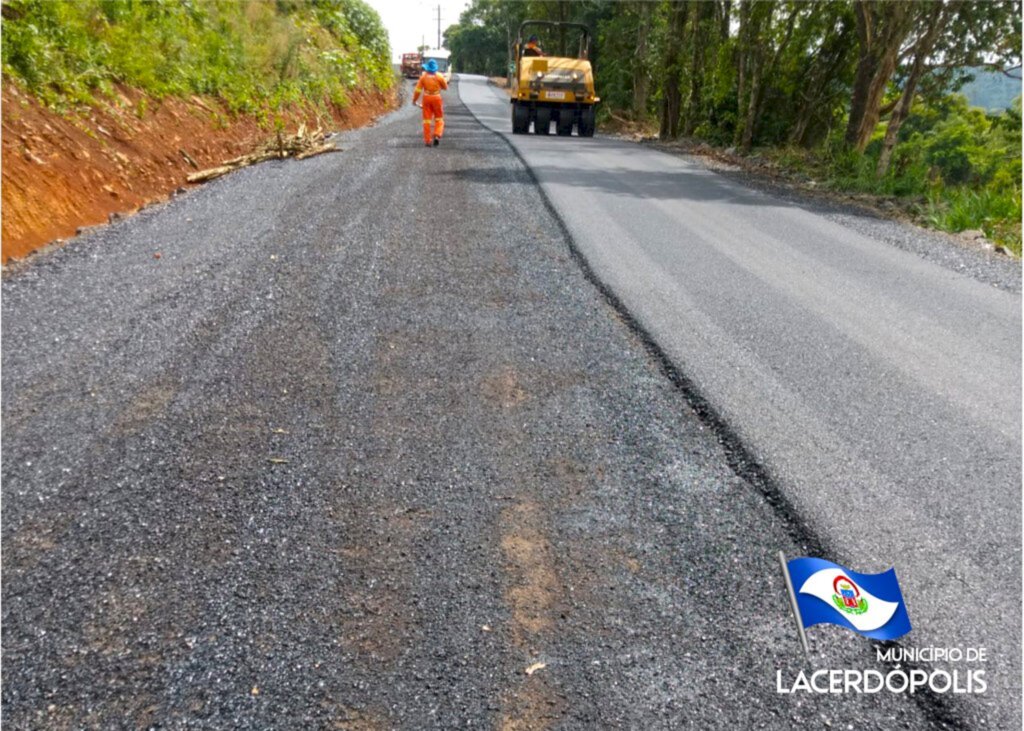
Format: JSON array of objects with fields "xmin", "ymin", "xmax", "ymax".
[
  {"xmin": 534, "ymin": 108, "xmax": 552, "ymax": 135},
  {"xmin": 578, "ymin": 107, "xmax": 596, "ymax": 137},
  {"xmin": 556, "ymin": 111, "xmax": 573, "ymax": 136},
  {"xmin": 511, "ymin": 103, "xmax": 529, "ymax": 134}
]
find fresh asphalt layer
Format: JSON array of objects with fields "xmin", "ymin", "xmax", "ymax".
[
  {"xmin": 0, "ymin": 78, "xmax": 1017, "ymax": 729},
  {"xmin": 459, "ymin": 75, "xmax": 1022, "ymax": 728}
]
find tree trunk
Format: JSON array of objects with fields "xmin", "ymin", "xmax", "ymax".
[
  {"xmin": 684, "ymin": 1, "xmax": 712, "ymax": 135},
  {"xmin": 633, "ymin": 1, "xmax": 652, "ymax": 119},
  {"xmin": 846, "ymin": 0, "xmax": 878, "ymax": 146},
  {"xmin": 740, "ymin": 2, "xmax": 787, "ymax": 151},
  {"xmin": 852, "ymin": 51, "xmax": 899, "ymax": 150},
  {"xmin": 876, "ymin": 3, "xmax": 945, "ymax": 176},
  {"xmin": 845, "ymin": 0, "xmax": 916, "ymax": 151},
  {"xmin": 790, "ymin": 99, "xmax": 814, "ymax": 146},
  {"xmin": 789, "ymin": 13, "xmax": 853, "ymax": 146},
  {"xmin": 506, "ymin": 20, "xmax": 514, "ymax": 86},
  {"xmin": 733, "ymin": 0, "xmax": 751, "ymax": 146},
  {"xmin": 660, "ymin": 1, "xmax": 689, "ymax": 139},
  {"xmin": 741, "ymin": 62, "xmax": 762, "ymax": 151},
  {"xmin": 747, "ymin": 4, "xmax": 799, "ymax": 145},
  {"xmin": 557, "ymin": 1, "xmax": 568, "ymax": 56}
]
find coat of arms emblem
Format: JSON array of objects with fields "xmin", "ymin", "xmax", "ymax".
[{"xmin": 831, "ymin": 575, "xmax": 868, "ymax": 615}]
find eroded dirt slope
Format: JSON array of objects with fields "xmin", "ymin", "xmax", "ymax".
[{"xmin": 2, "ymin": 83, "xmax": 395, "ymax": 262}]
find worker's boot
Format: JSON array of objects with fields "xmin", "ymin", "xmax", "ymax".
[{"xmin": 433, "ymin": 137, "xmax": 441, "ymax": 147}]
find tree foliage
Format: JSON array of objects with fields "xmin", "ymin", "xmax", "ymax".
[{"xmin": 444, "ymin": 0, "xmax": 526, "ymax": 77}]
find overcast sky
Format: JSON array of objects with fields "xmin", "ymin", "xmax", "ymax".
[{"xmin": 367, "ymin": 0, "xmax": 471, "ymax": 62}]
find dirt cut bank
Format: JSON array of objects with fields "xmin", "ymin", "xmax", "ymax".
[{"xmin": 2, "ymin": 83, "xmax": 398, "ymax": 263}]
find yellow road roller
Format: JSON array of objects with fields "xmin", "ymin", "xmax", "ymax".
[{"xmin": 510, "ymin": 21, "xmax": 599, "ymax": 137}]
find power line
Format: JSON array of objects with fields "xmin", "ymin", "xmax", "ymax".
[{"xmin": 432, "ymin": 4, "xmax": 442, "ymax": 49}]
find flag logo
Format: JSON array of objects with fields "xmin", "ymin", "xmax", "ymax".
[
  {"xmin": 832, "ymin": 576, "xmax": 867, "ymax": 615},
  {"xmin": 779, "ymin": 554, "xmax": 911, "ymax": 651}
]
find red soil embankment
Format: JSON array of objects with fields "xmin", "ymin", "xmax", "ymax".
[{"xmin": 2, "ymin": 84, "xmax": 396, "ymax": 262}]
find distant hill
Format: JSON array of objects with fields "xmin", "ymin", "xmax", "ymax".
[{"xmin": 957, "ymin": 67, "xmax": 1022, "ymax": 111}]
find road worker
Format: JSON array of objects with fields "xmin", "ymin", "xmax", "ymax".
[
  {"xmin": 522, "ymin": 35, "xmax": 544, "ymax": 57},
  {"xmin": 413, "ymin": 58, "xmax": 448, "ymax": 147}
]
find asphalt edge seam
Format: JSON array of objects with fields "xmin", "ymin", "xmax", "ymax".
[{"xmin": 455, "ymin": 77, "xmax": 970, "ymax": 730}]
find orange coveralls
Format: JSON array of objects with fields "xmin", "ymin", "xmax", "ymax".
[{"xmin": 413, "ymin": 72, "xmax": 448, "ymax": 144}]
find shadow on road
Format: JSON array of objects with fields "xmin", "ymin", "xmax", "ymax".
[{"xmin": 524, "ymin": 162, "xmax": 799, "ymax": 207}]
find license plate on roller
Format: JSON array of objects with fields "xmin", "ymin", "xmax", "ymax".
[{"xmin": 545, "ymin": 91, "xmax": 565, "ymax": 100}]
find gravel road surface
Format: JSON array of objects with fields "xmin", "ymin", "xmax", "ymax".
[
  {"xmin": 1, "ymin": 78, "xmax": 1017, "ymax": 728},
  {"xmin": 460, "ymin": 75, "xmax": 1022, "ymax": 728}
]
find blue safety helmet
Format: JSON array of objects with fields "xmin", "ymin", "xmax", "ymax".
[
  {"xmin": 527, "ymin": 35, "xmax": 539, "ymax": 43},
  {"xmin": 423, "ymin": 58, "xmax": 438, "ymax": 73}
]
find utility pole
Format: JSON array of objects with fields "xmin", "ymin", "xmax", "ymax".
[{"xmin": 433, "ymin": 4, "xmax": 442, "ymax": 49}]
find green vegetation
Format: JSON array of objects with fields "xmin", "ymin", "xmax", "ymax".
[
  {"xmin": 445, "ymin": 1, "xmax": 1022, "ymax": 254},
  {"xmin": 1, "ymin": 0, "xmax": 393, "ymax": 114},
  {"xmin": 759, "ymin": 95, "xmax": 1022, "ymax": 252}
]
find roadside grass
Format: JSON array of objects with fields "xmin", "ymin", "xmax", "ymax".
[
  {"xmin": 1, "ymin": 0, "xmax": 393, "ymax": 119},
  {"xmin": 925, "ymin": 187, "xmax": 1022, "ymax": 255},
  {"xmin": 762, "ymin": 147, "xmax": 1022, "ymax": 257}
]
